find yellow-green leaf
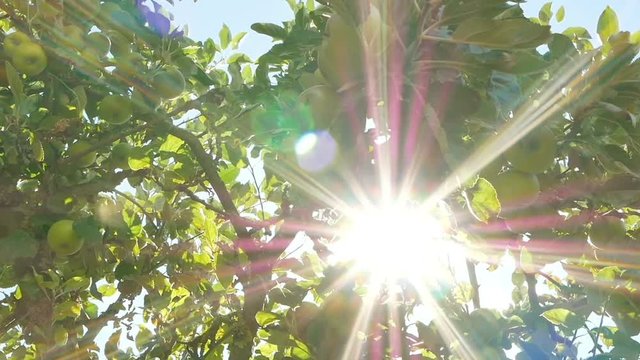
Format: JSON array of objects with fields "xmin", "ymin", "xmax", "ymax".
[
  {"xmin": 597, "ymin": 6, "xmax": 619, "ymax": 43},
  {"xmin": 468, "ymin": 178, "xmax": 501, "ymax": 223},
  {"xmin": 541, "ymin": 308, "xmax": 583, "ymax": 330}
]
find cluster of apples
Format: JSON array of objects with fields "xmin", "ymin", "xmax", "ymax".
[
  {"xmin": 0, "ymin": 2, "xmax": 188, "ymax": 256},
  {"xmin": 481, "ymin": 126, "xmax": 629, "ymax": 261},
  {"xmin": 297, "ymin": 10, "xmax": 368, "ymax": 133},
  {"xmin": 287, "ymin": 290, "xmax": 362, "ymax": 359},
  {"xmin": 3, "ymin": 31, "xmax": 47, "ymax": 76},
  {"xmin": 483, "ymin": 127, "xmax": 557, "ymax": 211}
]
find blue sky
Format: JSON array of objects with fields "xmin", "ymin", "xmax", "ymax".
[{"xmin": 164, "ymin": 0, "xmax": 640, "ymax": 58}]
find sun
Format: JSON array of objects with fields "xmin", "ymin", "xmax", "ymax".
[{"xmin": 331, "ymin": 201, "xmax": 464, "ymax": 284}]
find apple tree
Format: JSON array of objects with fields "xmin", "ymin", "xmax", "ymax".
[{"xmin": 0, "ymin": 0, "xmax": 640, "ymax": 359}]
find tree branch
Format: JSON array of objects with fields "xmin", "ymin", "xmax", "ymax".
[
  {"xmin": 525, "ymin": 272, "xmax": 541, "ymax": 313},
  {"xmin": 466, "ymin": 259, "xmax": 480, "ymax": 309}
]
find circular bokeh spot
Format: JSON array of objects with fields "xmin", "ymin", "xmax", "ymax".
[{"xmin": 295, "ymin": 131, "xmax": 337, "ymax": 172}]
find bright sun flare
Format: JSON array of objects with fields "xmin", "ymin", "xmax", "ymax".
[{"xmin": 332, "ymin": 202, "xmax": 463, "ymax": 284}]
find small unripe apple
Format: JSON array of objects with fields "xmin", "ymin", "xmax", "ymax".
[
  {"xmin": 318, "ymin": 14, "xmax": 364, "ymax": 89},
  {"xmin": 63, "ymin": 25, "xmax": 87, "ymax": 50},
  {"xmin": 4, "ymin": 31, "xmax": 31, "ymax": 56},
  {"xmin": 491, "ymin": 170, "xmax": 540, "ymax": 210},
  {"xmin": 98, "ymin": 95, "xmax": 133, "ymax": 125},
  {"xmin": 115, "ymin": 52, "xmax": 145, "ymax": 77},
  {"xmin": 107, "ymin": 31, "xmax": 131, "ymax": 56},
  {"xmin": 299, "ymin": 85, "xmax": 341, "ymax": 129},
  {"xmin": 47, "ymin": 219, "xmax": 84, "ymax": 256},
  {"xmin": 86, "ymin": 32, "xmax": 111, "ymax": 56},
  {"xmin": 505, "ymin": 127, "xmax": 557, "ymax": 174},
  {"xmin": 12, "ymin": 42, "xmax": 48, "ymax": 76},
  {"xmin": 298, "ymin": 72, "xmax": 326, "ymax": 89},
  {"xmin": 152, "ymin": 67, "xmax": 186, "ymax": 99},
  {"xmin": 68, "ymin": 140, "xmax": 97, "ymax": 168},
  {"xmin": 590, "ymin": 216, "xmax": 626, "ymax": 248},
  {"xmin": 110, "ymin": 142, "xmax": 131, "ymax": 169}
]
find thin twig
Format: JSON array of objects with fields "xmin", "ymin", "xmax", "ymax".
[
  {"xmin": 525, "ymin": 273, "xmax": 541, "ymax": 312},
  {"xmin": 466, "ymin": 259, "xmax": 480, "ymax": 309},
  {"xmin": 591, "ymin": 298, "xmax": 608, "ymax": 357}
]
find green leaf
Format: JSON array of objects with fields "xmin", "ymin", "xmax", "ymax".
[
  {"xmin": 251, "ymin": 23, "xmax": 288, "ymax": 40},
  {"xmin": 468, "ymin": 178, "xmax": 501, "ymax": 223},
  {"xmin": 595, "ymin": 266, "xmax": 620, "ymax": 281},
  {"xmin": 136, "ymin": 325, "xmax": 154, "ymax": 351},
  {"xmin": 73, "ymin": 217, "xmax": 102, "ymax": 247},
  {"xmin": 5, "ymin": 61, "xmax": 23, "ymax": 101},
  {"xmin": 597, "ymin": 6, "xmax": 619, "ymax": 43},
  {"xmin": 0, "ymin": 230, "xmax": 38, "ymax": 264},
  {"xmin": 520, "ymin": 247, "xmax": 535, "ymax": 274},
  {"xmin": 63, "ymin": 276, "xmax": 92, "ymax": 293},
  {"xmin": 291, "ymin": 343, "xmax": 312, "ymax": 359},
  {"xmin": 203, "ymin": 210, "xmax": 218, "ymax": 247},
  {"xmin": 72, "ymin": 86, "xmax": 87, "ymax": 114},
  {"xmin": 128, "ymin": 156, "xmax": 152, "ymax": 171},
  {"xmin": 541, "ymin": 308, "xmax": 583, "ymax": 330},
  {"xmin": 219, "ymin": 165, "xmax": 240, "ymax": 183},
  {"xmin": 556, "ymin": 6, "xmax": 565, "ymax": 22},
  {"xmin": 159, "ymin": 134, "xmax": 185, "ymax": 153},
  {"xmin": 453, "ymin": 18, "xmax": 550, "ymax": 49},
  {"xmin": 231, "ymin": 32, "xmax": 247, "ymax": 49},
  {"xmin": 563, "ymin": 26, "xmax": 592, "ymax": 40},
  {"xmin": 538, "ymin": 2, "xmax": 552, "ymax": 25},
  {"xmin": 114, "ymin": 262, "xmax": 137, "ymax": 280},
  {"xmin": 54, "ymin": 301, "xmax": 82, "ymax": 321},
  {"xmin": 84, "ymin": 301, "xmax": 99, "ymax": 319},
  {"xmin": 500, "ymin": 51, "xmax": 550, "ymax": 74},
  {"xmin": 255, "ymin": 311, "xmax": 280, "ymax": 327},
  {"xmin": 219, "ymin": 23, "xmax": 231, "ymax": 49},
  {"xmin": 98, "ymin": 284, "xmax": 117, "ymax": 297}
]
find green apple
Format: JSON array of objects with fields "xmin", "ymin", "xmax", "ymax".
[
  {"xmin": 63, "ymin": 25, "xmax": 86, "ymax": 50},
  {"xmin": 68, "ymin": 140, "xmax": 97, "ymax": 168},
  {"xmin": 589, "ymin": 216, "xmax": 626, "ymax": 248},
  {"xmin": 98, "ymin": 95, "xmax": 133, "ymax": 125},
  {"xmin": 291, "ymin": 302, "xmax": 320, "ymax": 336},
  {"xmin": 115, "ymin": 52, "xmax": 145, "ymax": 77},
  {"xmin": 107, "ymin": 31, "xmax": 131, "ymax": 56},
  {"xmin": 468, "ymin": 308, "xmax": 502, "ymax": 343},
  {"xmin": 479, "ymin": 157, "xmax": 505, "ymax": 180},
  {"xmin": 505, "ymin": 127, "xmax": 557, "ymax": 174},
  {"xmin": 77, "ymin": 49, "xmax": 104, "ymax": 78},
  {"xmin": 318, "ymin": 14, "xmax": 364, "ymax": 89},
  {"xmin": 491, "ymin": 170, "xmax": 540, "ymax": 210},
  {"xmin": 86, "ymin": 32, "xmax": 111, "ymax": 56},
  {"xmin": 299, "ymin": 85, "xmax": 341, "ymax": 129},
  {"xmin": 298, "ymin": 71, "xmax": 326, "ymax": 89},
  {"xmin": 47, "ymin": 219, "xmax": 84, "ymax": 256},
  {"xmin": 4, "ymin": 31, "xmax": 31, "ymax": 55},
  {"xmin": 12, "ymin": 42, "xmax": 48, "ymax": 76},
  {"xmin": 110, "ymin": 142, "xmax": 131, "ymax": 169},
  {"xmin": 152, "ymin": 67, "xmax": 186, "ymax": 99}
]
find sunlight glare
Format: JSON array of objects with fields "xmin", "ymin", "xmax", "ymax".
[{"xmin": 333, "ymin": 203, "xmax": 460, "ymax": 284}]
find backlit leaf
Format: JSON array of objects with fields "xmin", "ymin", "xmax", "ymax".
[{"xmin": 597, "ymin": 6, "xmax": 619, "ymax": 43}]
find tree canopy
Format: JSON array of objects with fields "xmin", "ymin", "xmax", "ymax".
[{"xmin": 1, "ymin": 0, "xmax": 640, "ymax": 359}]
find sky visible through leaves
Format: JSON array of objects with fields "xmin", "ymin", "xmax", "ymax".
[{"xmin": 84, "ymin": 0, "xmax": 640, "ymax": 358}]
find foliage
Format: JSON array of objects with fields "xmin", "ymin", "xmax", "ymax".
[{"xmin": 0, "ymin": 0, "xmax": 639, "ymax": 359}]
